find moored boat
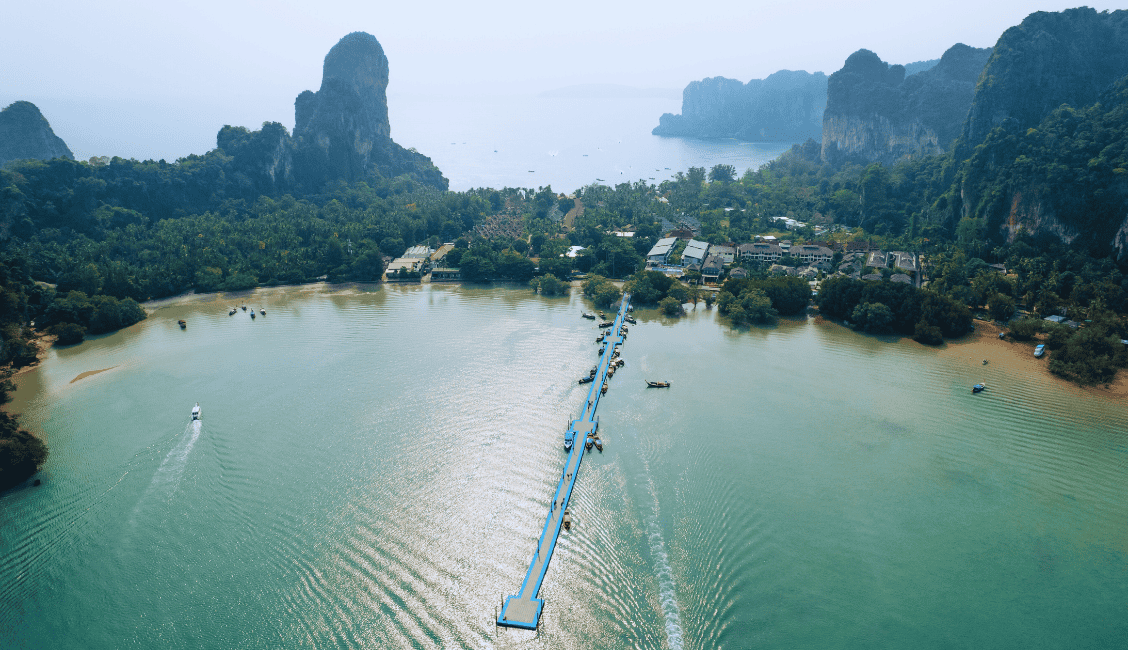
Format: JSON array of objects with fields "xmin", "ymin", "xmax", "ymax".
[
  {"xmin": 579, "ymin": 375, "xmax": 594, "ymax": 384},
  {"xmin": 582, "ymin": 312, "xmax": 596, "ymax": 320},
  {"xmin": 594, "ymin": 437, "xmax": 603, "ymax": 452},
  {"xmin": 972, "ymin": 383, "xmax": 986, "ymax": 393},
  {"xmin": 625, "ymin": 316, "xmax": 637, "ymax": 325},
  {"xmin": 260, "ymin": 308, "xmax": 266, "ymax": 316},
  {"xmin": 229, "ymin": 307, "xmax": 237, "ymax": 315},
  {"xmin": 250, "ymin": 310, "xmax": 256, "ymax": 319},
  {"xmin": 598, "ymin": 321, "xmax": 614, "ymax": 328},
  {"xmin": 646, "ymin": 380, "xmax": 670, "ymax": 388},
  {"xmin": 563, "ymin": 509, "xmax": 572, "ymax": 530},
  {"xmin": 178, "ymin": 319, "xmax": 186, "ymax": 329},
  {"xmin": 1034, "ymin": 344, "xmax": 1045, "ymax": 358}
]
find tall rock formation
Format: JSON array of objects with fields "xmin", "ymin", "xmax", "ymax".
[
  {"xmin": 962, "ymin": 7, "xmax": 1128, "ymax": 146},
  {"xmin": 653, "ymin": 70, "xmax": 827, "ymax": 141},
  {"xmin": 821, "ymin": 44, "xmax": 991, "ymax": 165},
  {"xmin": 292, "ymin": 32, "xmax": 446, "ymax": 190},
  {"xmin": 0, "ymin": 101, "xmax": 73, "ymax": 168}
]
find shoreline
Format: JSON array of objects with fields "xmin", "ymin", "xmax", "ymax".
[
  {"xmin": 13, "ymin": 289, "xmax": 1128, "ymax": 406},
  {"xmin": 941, "ymin": 320, "xmax": 1128, "ymax": 400}
]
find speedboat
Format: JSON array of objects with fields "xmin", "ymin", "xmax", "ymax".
[
  {"xmin": 241, "ymin": 305, "xmax": 246, "ymax": 311},
  {"xmin": 1034, "ymin": 344, "xmax": 1045, "ymax": 358},
  {"xmin": 646, "ymin": 380, "xmax": 670, "ymax": 388},
  {"xmin": 564, "ymin": 430, "xmax": 575, "ymax": 451},
  {"xmin": 579, "ymin": 375, "xmax": 594, "ymax": 384},
  {"xmin": 594, "ymin": 437, "xmax": 603, "ymax": 452},
  {"xmin": 250, "ymin": 310, "xmax": 256, "ymax": 319},
  {"xmin": 191, "ymin": 402, "xmax": 201, "ymax": 420},
  {"xmin": 178, "ymin": 319, "xmax": 186, "ymax": 329},
  {"xmin": 625, "ymin": 316, "xmax": 637, "ymax": 325},
  {"xmin": 229, "ymin": 307, "xmax": 237, "ymax": 315},
  {"xmin": 972, "ymin": 383, "xmax": 986, "ymax": 393},
  {"xmin": 260, "ymin": 308, "xmax": 266, "ymax": 316}
]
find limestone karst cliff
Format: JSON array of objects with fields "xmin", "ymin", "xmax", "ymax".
[
  {"xmin": 820, "ymin": 44, "xmax": 991, "ymax": 165},
  {"xmin": 291, "ymin": 32, "xmax": 445, "ymax": 190},
  {"xmin": 653, "ymin": 70, "xmax": 827, "ymax": 141},
  {"xmin": 218, "ymin": 32, "xmax": 446, "ymax": 192},
  {"xmin": 0, "ymin": 101, "xmax": 73, "ymax": 168},
  {"xmin": 962, "ymin": 8, "xmax": 1128, "ymax": 147}
]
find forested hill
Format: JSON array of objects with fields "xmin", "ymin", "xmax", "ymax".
[
  {"xmin": 962, "ymin": 7, "xmax": 1128, "ymax": 147},
  {"xmin": 653, "ymin": 70, "xmax": 828, "ymax": 141}
]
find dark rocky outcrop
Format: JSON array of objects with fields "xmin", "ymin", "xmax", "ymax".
[
  {"xmin": 653, "ymin": 70, "xmax": 827, "ymax": 141},
  {"xmin": 0, "ymin": 101, "xmax": 72, "ymax": 168},
  {"xmin": 217, "ymin": 32, "xmax": 446, "ymax": 192},
  {"xmin": 962, "ymin": 7, "xmax": 1128, "ymax": 147},
  {"xmin": 821, "ymin": 44, "xmax": 991, "ymax": 165},
  {"xmin": 292, "ymin": 32, "xmax": 446, "ymax": 190}
]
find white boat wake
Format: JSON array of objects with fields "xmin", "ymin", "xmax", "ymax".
[
  {"xmin": 129, "ymin": 421, "xmax": 202, "ymax": 522},
  {"xmin": 640, "ymin": 456, "xmax": 685, "ymax": 650}
]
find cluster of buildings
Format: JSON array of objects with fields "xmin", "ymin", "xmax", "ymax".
[{"xmin": 645, "ymin": 236, "xmax": 836, "ymax": 285}]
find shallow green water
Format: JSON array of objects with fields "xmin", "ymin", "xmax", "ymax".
[{"xmin": 2, "ymin": 284, "xmax": 1126, "ymax": 649}]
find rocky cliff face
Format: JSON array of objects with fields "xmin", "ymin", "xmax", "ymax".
[
  {"xmin": 292, "ymin": 32, "xmax": 446, "ymax": 190},
  {"xmin": 963, "ymin": 8, "xmax": 1128, "ymax": 147},
  {"xmin": 0, "ymin": 101, "xmax": 73, "ymax": 168},
  {"xmin": 653, "ymin": 70, "xmax": 827, "ymax": 141},
  {"xmin": 217, "ymin": 32, "xmax": 447, "ymax": 192},
  {"xmin": 821, "ymin": 44, "xmax": 991, "ymax": 165}
]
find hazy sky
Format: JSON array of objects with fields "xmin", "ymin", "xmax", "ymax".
[{"xmin": 2, "ymin": 1, "xmax": 1122, "ymax": 161}]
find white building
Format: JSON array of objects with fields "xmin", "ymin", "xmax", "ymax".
[
  {"xmin": 646, "ymin": 237, "xmax": 678, "ymax": 264},
  {"xmin": 682, "ymin": 239, "xmax": 710, "ymax": 267}
]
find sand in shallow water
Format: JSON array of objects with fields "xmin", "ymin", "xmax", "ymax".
[{"xmin": 70, "ymin": 366, "xmax": 116, "ymax": 384}]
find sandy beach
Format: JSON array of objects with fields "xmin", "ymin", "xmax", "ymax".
[{"xmin": 936, "ymin": 319, "xmax": 1128, "ymax": 400}]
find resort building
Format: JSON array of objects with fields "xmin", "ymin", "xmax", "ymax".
[
  {"xmin": 430, "ymin": 268, "xmax": 461, "ymax": 281},
  {"xmin": 701, "ymin": 254, "xmax": 725, "ymax": 284},
  {"xmin": 709, "ymin": 244, "xmax": 736, "ymax": 265},
  {"xmin": 791, "ymin": 244, "xmax": 834, "ymax": 266},
  {"xmin": 646, "ymin": 237, "xmax": 678, "ymax": 265},
  {"xmin": 681, "ymin": 239, "xmax": 710, "ymax": 267},
  {"xmin": 402, "ymin": 245, "xmax": 433, "ymax": 259},
  {"xmin": 738, "ymin": 242, "xmax": 783, "ymax": 263}
]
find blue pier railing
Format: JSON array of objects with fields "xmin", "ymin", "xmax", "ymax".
[{"xmin": 497, "ymin": 293, "xmax": 631, "ymax": 630}]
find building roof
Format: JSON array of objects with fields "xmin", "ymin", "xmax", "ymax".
[
  {"xmin": 647, "ymin": 237, "xmax": 677, "ymax": 258},
  {"xmin": 890, "ymin": 273, "xmax": 913, "ymax": 284},
  {"xmin": 728, "ymin": 267, "xmax": 749, "ymax": 279},
  {"xmin": 402, "ymin": 245, "xmax": 432, "ymax": 259},
  {"xmin": 701, "ymin": 254, "xmax": 725, "ymax": 273},
  {"xmin": 710, "ymin": 245, "xmax": 735, "ymax": 256},
  {"xmin": 683, "ymin": 239, "xmax": 710, "ymax": 260}
]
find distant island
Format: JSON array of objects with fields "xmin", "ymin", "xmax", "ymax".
[{"xmin": 653, "ymin": 70, "xmax": 828, "ymax": 141}]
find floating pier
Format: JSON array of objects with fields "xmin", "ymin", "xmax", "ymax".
[{"xmin": 497, "ymin": 293, "xmax": 632, "ymax": 630}]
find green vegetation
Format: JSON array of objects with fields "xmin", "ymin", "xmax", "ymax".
[
  {"xmin": 530, "ymin": 273, "xmax": 567, "ymax": 296},
  {"xmin": 581, "ymin": 275, "xmax": 622, "ymax": 308}
]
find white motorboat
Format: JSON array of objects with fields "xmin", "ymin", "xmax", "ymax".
[{"xmin": 191, "ymin": 402, "xmax": 201, "ymax": 420}]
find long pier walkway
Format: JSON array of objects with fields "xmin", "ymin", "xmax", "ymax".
[{"xmin": 497, "ymin": 293, "xmax": 632, "ymax": 630}]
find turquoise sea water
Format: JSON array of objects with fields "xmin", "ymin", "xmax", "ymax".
[{"xmin": 2, "ymin": 284, "xmax": 1126, "ymax": 649}]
